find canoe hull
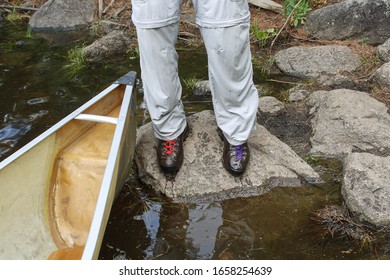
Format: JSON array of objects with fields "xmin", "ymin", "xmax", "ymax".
[{"xmin": 0, "ymin": 72, "xmax": 137, "ymax": 260}]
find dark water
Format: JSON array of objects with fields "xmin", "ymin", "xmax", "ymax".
[{"xmin": 1, "ymin": 21, "xmax": 388, "ymax": 260}]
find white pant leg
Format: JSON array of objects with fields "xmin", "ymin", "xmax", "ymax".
[
  {"xmin": 136, "ymin": 24, "xmax": 187, "ymax": 140},
  {"xmin": 132, "ymin": 0, "xmax": 186, "ymax": 140},
  {"xmin": 199, "ymin": 24, "xmax": 259, "ymax": 145},
  {"xmin": 193, "ymin": 0, "xmax": 258, "ymax": 145}
]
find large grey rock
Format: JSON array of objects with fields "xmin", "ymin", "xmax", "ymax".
[
  {"xmin": 83, "ymin": 30, "xmax": 132, "ymax": 62},
  {"xmin": 135, "ymin": 110, "xmax": 322, "ymax": 203},
  {"xmin": 307, "ymin": 89, "xmax": 390, "ymax": 158},
  {"xmin": 306, "ymin": 0, "xmax": 390, "ymax": 45},
  {"xmin": 274, "ymin": 45, "xmax": 360, "ymax": 78},
  {"xmin": 371, "ymin": 62, "xmax": 390, "ymax": 90},
  {"xmin": 29, "ymin": 0, "xmax": 95, "ymax": 31},
  {"xmin": 342, "ymin": 153, "xmax": 390, "ymax": 228}
]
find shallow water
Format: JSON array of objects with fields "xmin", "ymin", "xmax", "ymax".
[{"xmin": 1, "ymin": 21, "xmax": 388, "ymax": 260}]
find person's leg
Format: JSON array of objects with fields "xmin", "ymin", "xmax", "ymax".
[
  {"xmin": 136, "ymin": 25, "xmax": 187, "ymax": 140},
  {"xmin": 199, "ymin": 23, "xmax": 259, "ymax": 146},
  {"xmin": 193, "ymin": 0, "xmax": 259, "ymax": 175},
  {"xmin": 132, "ymin": 0, "xmax": 188, "ymax": 172}
]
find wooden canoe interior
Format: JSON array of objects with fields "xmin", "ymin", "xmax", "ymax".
[{"xmin": 48, "ymin": 87, "xmax": 124, "ymax": 260}]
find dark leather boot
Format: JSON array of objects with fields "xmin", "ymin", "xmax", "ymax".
[
  {"xmin": 157, "ymin": 123, "xmax": 189, "ymax": 173},
  {"xmin": 219, "ymin": 130, "xmax": 250, "ymax": 176}
]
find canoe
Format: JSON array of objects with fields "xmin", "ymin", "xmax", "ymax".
[{"xmin": 0, "ymin": 71, "xmax": 137, "ymax": 260}]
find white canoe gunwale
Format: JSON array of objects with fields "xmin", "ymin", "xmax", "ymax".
[{"xmin": 0, "ymin": 71, "xmax": 137, "ymax": 260}]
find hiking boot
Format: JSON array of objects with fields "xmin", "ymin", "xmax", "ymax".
[
  {"xmin": 219, "ymin": 130, "xmax": 250, "ymax": 176},
  {"xmin": 157, "ymin": 123, "xmax": 189, "ymax": 173}
]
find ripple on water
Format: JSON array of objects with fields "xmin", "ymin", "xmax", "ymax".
[
  {"xmin": 0, "ymin": 116, "xmax": 32, "ymax": 158},
  {"xmin": 0, "ymin": 110, "xmax": 48, "ymax": 160}
]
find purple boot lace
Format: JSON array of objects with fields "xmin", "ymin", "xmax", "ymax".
[{"xmin": 234, "ymin": 145, "xmax": 244, "ymax": 159}]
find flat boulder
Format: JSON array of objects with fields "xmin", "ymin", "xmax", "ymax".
[
  {"xmin": 307, "ymin": 89, "xmax": 390, "ymax": 158},
  {"xmin": 274, "ymin": 45, "xmax": 360, "ymax": 79},
  {"xmin": 28, "ymin": 0, "xmax": 95, "ymax": 31},
  {"xmin": 135, "ymin": 110, "xmax": 322, "ymax": 203},
  {"xmin": 342, "ymin": 153, "xmax": 390, "ymax": 228}
]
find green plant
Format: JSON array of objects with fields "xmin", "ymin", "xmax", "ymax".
[
  {"xmin": 127, "ymin": 46, "xmax": 140, "ymax": 60},
  {"xmin": 182, "ymin": 76, "xmax": 199, "ymax": 92},
  {"xmin": 305, "ymin": 155, "xmax": 319, "ymax": 164},
  {"xmin": 283, "ymin": 0, "xmax": 312, "ymax": 27},
  {"xmin": 251, "ymin": 19, "xmax": 277, "ymax": 47},
  {"xmin": 64, "ymin": 45, "xmax": 87, "ymax": 75},
  {"xmin": 25, "ymin": 26, "xmax": 33, "ymax": 39},
  {"xmin": 90, "ymin": 21, "xmax": 103, "ymax": 38},
  {"xmin": 5, "ymin": 8, "xmax": 28, "ymax": 23}
]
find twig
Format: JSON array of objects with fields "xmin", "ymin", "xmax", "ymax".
[
  {"xmin": 103, "ymin": 0, "xmax": 116, "ymax": 14},
  {"xmin": 0, "ymin": 4, "xmax": 38, "ymax": 11},
  {"xmin": 179, "ymin": 31, "xmax": 197, "ymax": 38},
  {"xmin": 101, "ymin": 19, "xmax": 128, "ymax": 28},
  {"xmin": 98, "ymin": 0, "xmax": 104, "ymax": 19},
  {"xmin": 181, "ymin": 19, "xmax": 198, "ymax": 29},
  {"xmin": 108, "ymin": 6, "xmax": 126, "ymax": 20},
  {"xmin": 266, "ymin": 79, "xmax": 303, "ymax": 85},
  {"xmin": 270, "ymin": 0, "xmax": 303, "ymax": 50}
]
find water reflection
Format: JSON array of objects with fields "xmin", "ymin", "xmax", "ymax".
[
  {"xmin": 185, "ymin": 203, "xmax": 223, "ymax": 259},
  {"xmin": 101, "ymin": 178, "xmax": 390, "ymax": 260},
  {"xmin": 142, "ymin": 201, "xmax": 162, "ymax": 258},
  {"xmin": 0, "ymin": 116, "xmax": 32, "ymax": 156}
]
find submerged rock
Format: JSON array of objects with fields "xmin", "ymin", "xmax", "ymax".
[
  {"xmin": 135, "ymin": 110, "xmax": 322, "ymax": 203},
  {"xmin": 342, "ymin": 153, "xmax": 390, "ymax": 228}
]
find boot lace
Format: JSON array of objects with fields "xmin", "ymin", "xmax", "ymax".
[
  {"xmin": 233, "ymin": 145, "xmax": 245, "ymax": 160},
  {"xmin": 164, "ymin": 140, "xmax": 176, "ymax": 155}
]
